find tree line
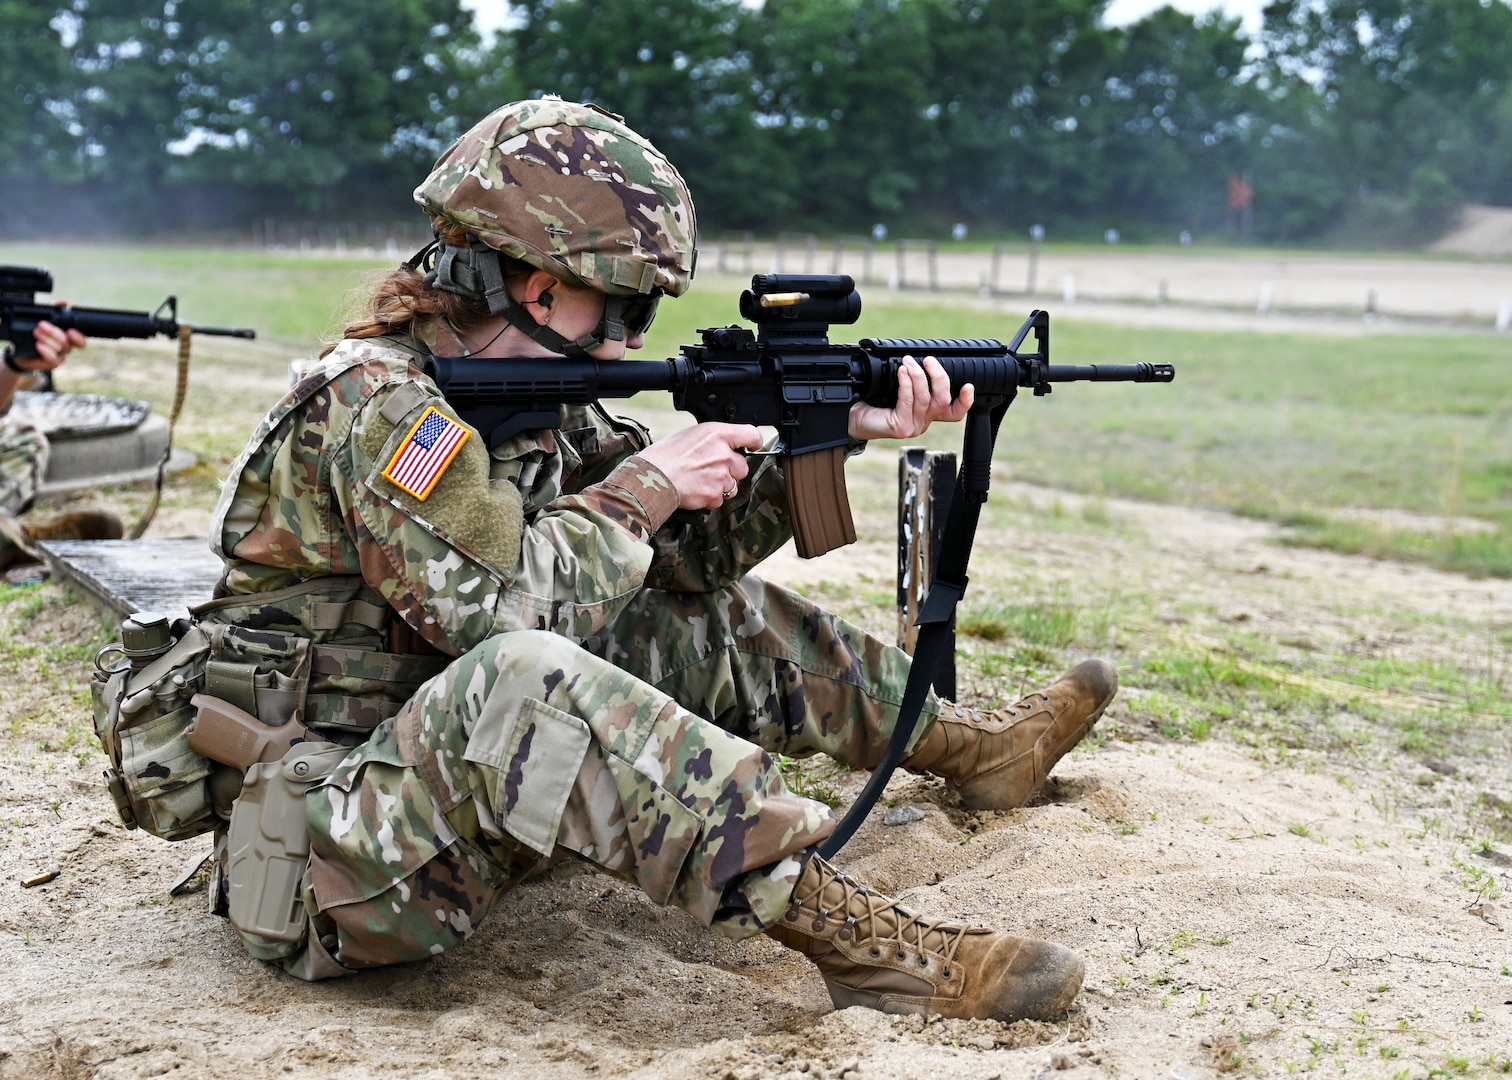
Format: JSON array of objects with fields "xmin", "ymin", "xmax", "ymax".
[{"xmin": 4, "ymin": 0, "xmax": 1511, "ymax": 245}]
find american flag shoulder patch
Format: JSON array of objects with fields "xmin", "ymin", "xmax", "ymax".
[{"xmin": 382, "ymin": 405, "xmax": 471, "ymax": 501}]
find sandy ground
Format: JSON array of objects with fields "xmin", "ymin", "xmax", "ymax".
[
  {"xmin": 2, "ymin": 480, "xmax": 1509, "ymax": 1079},
  {"xmin": 3, "ymin": 253, "xmax": 1512, "ymax": 1078}
]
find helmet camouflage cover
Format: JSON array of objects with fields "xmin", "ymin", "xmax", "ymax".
[{"xmin": 414, "ymin": 98, "xmax": 697, "ymax": 298}]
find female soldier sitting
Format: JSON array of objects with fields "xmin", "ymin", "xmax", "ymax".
[{"xmin": 205, "ymin": 97, "xmax": 1116, "ymax": 1021}]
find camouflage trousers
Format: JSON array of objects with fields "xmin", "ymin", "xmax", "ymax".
[
  {"xmin": 0, "ymin": 416, "xmax": 48, "ymax": 565},
  {"xmin": 263, "ymin": 574, "xmax": 943, "ymax": 978}
]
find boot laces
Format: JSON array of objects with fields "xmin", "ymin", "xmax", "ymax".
[
  {"xmin": 950, "ymin": 692, "xmax": 1049, "ymax": 727},
  {"xmin": 994, "ymin": 691, "xmax": 1051, "ymax": 723},
  {"xmin": 794, "ymin": 864, "xmax": 969, "ymax": 976}
]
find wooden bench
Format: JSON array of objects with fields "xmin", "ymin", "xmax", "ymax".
[{"xmin": 39, "ymin": 538, "xmax": 222, "ymax": 622}]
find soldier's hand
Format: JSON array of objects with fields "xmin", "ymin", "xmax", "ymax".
[
  {"xmin": 847, "ymin": 354, "xmax": 973, "ymax": 442},
  {"xmin": 29, "ymin": 318, "xmax": 88, "ymax": 369},
  {"xmin": 638, "ymin": 422, "xmax": 764, "ymax": 510}
]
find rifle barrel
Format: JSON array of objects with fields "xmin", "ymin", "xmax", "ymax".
[
  {"xmin": 47, "ymin": 306, "xmax": 256, "ymax": 341},
  {"xmin": 1044, "ymin": 362, "xmax": 1174, "ymax": 382},
  {"xmin": 188, "ymin": 324, "xmax": 258, "ymax": 339}
]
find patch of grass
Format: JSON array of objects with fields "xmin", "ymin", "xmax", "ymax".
[
  {"xmin": 0, "ymin": 586, "xmax": 52, "ymax": 620},
  {"xmin": 1143, "ymin": 649, "xmax": 1277, "ymax": 697},
  {"xmin": 1080, "ymin": 496, "xmax": 1113, "ymax": 525},
  {"xmin": 1129, "ymin": 689, "xmax": 1216, "ymax": 741},
  {"xmin": 851, "ymin": 303, "xmax": 1512, "ymax": 579},
  {"xmin": 958, "ymin": 596, "xmax": 1078, "ymax": 648},
  {"xmin": 1277, "ymin": 519, "xmax": 1512, "ymax": 580},
  {"xmin": 774, "ymin": 754, "xmax": 845, "ymax": 809}
]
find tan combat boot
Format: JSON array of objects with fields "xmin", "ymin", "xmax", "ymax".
[
  {"xmin": 903, "ymin": 658, "xmax": 1117, "ymax": 811},
  {"xmin": 1, "ymin": 508, "xmax": 125, "ymax": 578},
  {"xmin": 24, "ymin": 509, "xmax": 125, "ymax": 545},
  {"xmin": 767, "ymin": 854, "xmax": 1083, "ymax": 1021}
]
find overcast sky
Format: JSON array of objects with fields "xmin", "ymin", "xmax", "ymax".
[
  {"xmin": 458, "ymin": 0, "xmax": 1268, "ymax": 42},
  {"xmin": 1103, "ymin": 0, "xmax": 1265, "ymax": 34}
]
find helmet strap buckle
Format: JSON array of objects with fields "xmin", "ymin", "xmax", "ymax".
[
  {"xmin": 600, "ymin": 295, "xmax": 627, "ymax": 343},
  {"xmin": 471, "ymin": 240, "xmax": 513, "ymax": 317}
]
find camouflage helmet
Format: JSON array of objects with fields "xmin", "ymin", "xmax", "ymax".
[{"xmin": 413, "ymin": 97, "xmax": 697, "ymax": 299}]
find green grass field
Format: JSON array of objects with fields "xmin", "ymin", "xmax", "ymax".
[
  {"xmin": 6, "ymin": 241, "xmax": 1510, "ymax": 847},
  {"xmin": 9, "ymin": 242, "xmax": 1510, "ymax": 577}
]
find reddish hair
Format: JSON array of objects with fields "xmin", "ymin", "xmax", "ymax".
[{"xmin": 320, "ymin": 220, "xmax": 530, "ymax": 358}]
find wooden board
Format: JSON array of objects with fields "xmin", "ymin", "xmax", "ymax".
[{"xmin": 39, "ymin": 539, "xmax": 223, "ymax": 621}]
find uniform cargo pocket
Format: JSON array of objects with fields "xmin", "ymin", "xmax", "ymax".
[{"xmin": 464, "ymin": 695, "xmax": 591, "ymax": 858}]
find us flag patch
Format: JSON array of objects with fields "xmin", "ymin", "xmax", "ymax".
[{"xmin": 383, "ymin": 406, "xmax": 471, "ymax": 501}]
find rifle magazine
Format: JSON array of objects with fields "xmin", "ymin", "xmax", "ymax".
[{"xmin": 785, "ymin": 446, "xmax": 856, "ymax": 559}]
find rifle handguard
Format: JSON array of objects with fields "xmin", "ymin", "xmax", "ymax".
[{"xmin": 785, "ymin": 445, "xmax": 857, "ymax": 559}]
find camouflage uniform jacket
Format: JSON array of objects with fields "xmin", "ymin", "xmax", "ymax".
[{"xmin": 210, "ymin": 333, "xmax": 795, "ymax": 655}]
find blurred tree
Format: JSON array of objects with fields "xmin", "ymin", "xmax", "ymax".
[
  {"xmin": 8, "ymin": 0, "xmax": 1509, "ymax": 242},
  {"xmin": 1255, "ymin": 0, "xmax": 1512, "ymax": 232},
  {"xmin": 0, "ymin": 0, "xmax": 78, "ymax": 184},
  {"xmin": 1094, "ymin": 7, "xmax": 1258, "ymax": 233},
  {"xmin": 1488, "ymin": 86, "xmax": 1512, "ymax": 207},
  {"xmin": 47, "ymin": 0, "xmax": 492, "ymax": 226},
  {"xmin": 914, "ymin": 0, "xmax": 1124, "ymax": 229},
  {"xmin": 506, "ymin": 0, "xmax": 765, "ymax": 226},
  {"xmin": 735, "ymin": 0, "xmax": 937, "ymax": 230}
]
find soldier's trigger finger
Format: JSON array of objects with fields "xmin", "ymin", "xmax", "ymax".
[{"xmin": 725, "ymin": 424, "xmax": 762, "ymax": 451}]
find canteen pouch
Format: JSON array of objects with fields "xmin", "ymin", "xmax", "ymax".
[{"xmin": 92, "ymin": 621, "xmax": 223, "ymax": 841}]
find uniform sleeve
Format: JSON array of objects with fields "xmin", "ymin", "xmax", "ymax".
[{"xmin": 338, "ymin": 383, "xmax": 678, "ymax": 655}]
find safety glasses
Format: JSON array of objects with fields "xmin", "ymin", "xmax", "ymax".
[{"xmin": 621, "ymin": 290, "xmax": 661, "ymax": 336}]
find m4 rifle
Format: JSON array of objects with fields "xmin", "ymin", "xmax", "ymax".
[
  {"xmin": 1, "ymin": 264, "xmax": 256, "ymax": 364},
  {"xmin": 431, "ymin": 273, "xmax": 1173, "ymax": 559},
  {"xmin": 433, "ymin": 272, "xmax": 1174, "ymax": 855}
]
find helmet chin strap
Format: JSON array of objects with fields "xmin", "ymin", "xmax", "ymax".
[{"xmin": 425, "ymin": 240, "xmax": 629, "ymax": 357}]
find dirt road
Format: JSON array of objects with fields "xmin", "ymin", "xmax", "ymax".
[{"xmin": 710, "ymin": 218, "xmax": 1512, "ymax": 329}]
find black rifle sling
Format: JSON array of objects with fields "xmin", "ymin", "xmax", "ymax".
[{"xmin": 817, "ymin": 400, "xmax": 1011, "ymax": 859}]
